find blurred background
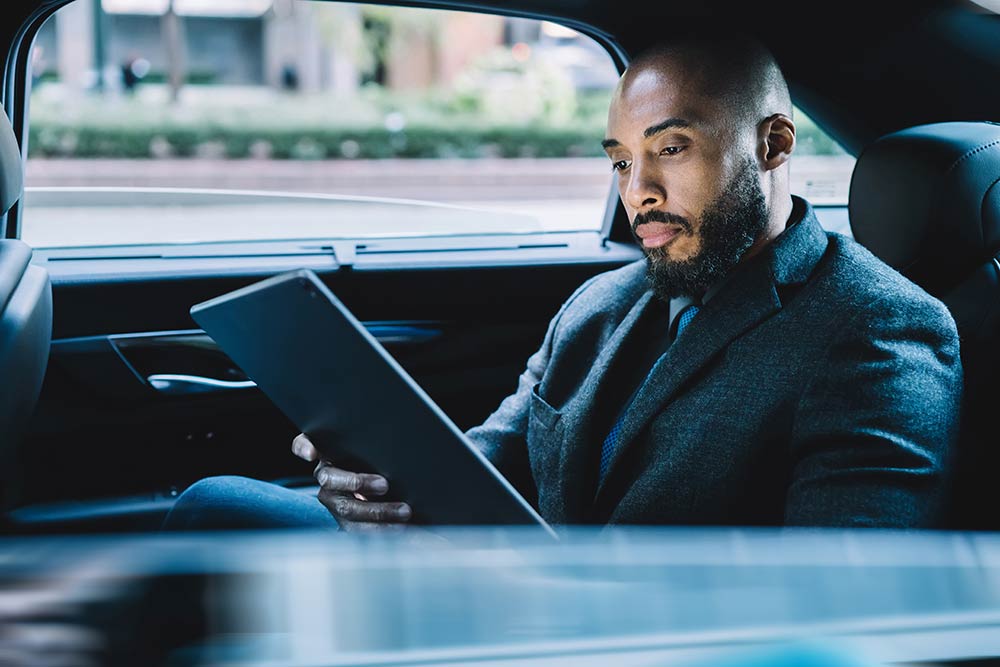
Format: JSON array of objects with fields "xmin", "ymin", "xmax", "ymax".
[{"xmin": 22, "ymin": 0, "xmax": 854, "ymax": 246}]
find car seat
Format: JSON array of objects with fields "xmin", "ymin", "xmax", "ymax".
[
  {"xmin": 849, "ymin": 121, "xmax": 1000, "ymax": 530},
  {"xmin": 0, "ymin": 106, "xmax": 52, "ymax": 511}
]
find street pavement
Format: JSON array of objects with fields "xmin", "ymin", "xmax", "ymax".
[{"xmin": 21, "ymin": 156, "xmax": 855, "ymax": 247}]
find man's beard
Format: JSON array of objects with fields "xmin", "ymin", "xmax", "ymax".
[{"xmin": 636, "ymin": 158, "xmax": 768, "ymax": 301}]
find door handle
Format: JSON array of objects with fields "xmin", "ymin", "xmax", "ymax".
[
  {"xmin": 367, "ymin": 324, "xmax": 442, "ymax": 346},
  {"xmin": 146, "ymin": 373, "xmax": 256, "ymax": 395}
]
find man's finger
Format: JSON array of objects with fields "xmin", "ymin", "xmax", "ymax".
[
  {"xmin": 317, "ymin": 488, "xmax": 411, "ymax": 523},
  {"xmin": 314, "ymin": 464, "xmax": 389, "ymax": 496},
  {"xmin": 291, "ymin": 433, "xmax": 319, "ymax": 462}
]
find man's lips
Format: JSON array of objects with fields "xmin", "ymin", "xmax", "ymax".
[{"xmin": 635, "ymin": 222, "xmax": 683, "ymax": 249}]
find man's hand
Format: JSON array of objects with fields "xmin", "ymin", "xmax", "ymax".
[{"xmin": 291, "ymin": 433, "xmax": 412, "ymax": 531}]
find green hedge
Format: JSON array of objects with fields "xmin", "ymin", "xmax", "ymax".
[
  {"xmin": 27, "ymin": 123, "xmax": 610, "ymax": 159},
  {"xmin": 27, "ymin": 103, "xmax": 845, "ymax": 160}
]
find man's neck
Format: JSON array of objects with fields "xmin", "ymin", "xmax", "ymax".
[{"xmin": 743, "ymin": 193, "xmax": 795, "ymax": 263}]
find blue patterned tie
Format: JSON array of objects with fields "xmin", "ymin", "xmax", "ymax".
[{"xmin": 598, "ymin": 304, "xmax": 700, "ymax": 482}]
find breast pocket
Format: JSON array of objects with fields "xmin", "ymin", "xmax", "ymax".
[{"xmin": 527, "ymin": 383, "xmax": 564, "ymax": 495}]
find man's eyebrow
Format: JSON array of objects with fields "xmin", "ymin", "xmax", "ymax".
[
  {"xmin": 602, "ymin": 118, "xmax": 692, "ymax": 149},
  {"xmin": 643, "ymin": 117, "xmax": 691, "ymax": 138}
]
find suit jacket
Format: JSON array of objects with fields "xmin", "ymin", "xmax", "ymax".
[{"xmin": 466, "ymin": 198, "xmax": 963, "ymax": 528}]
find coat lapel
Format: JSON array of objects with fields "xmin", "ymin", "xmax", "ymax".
[
  {"xmin": 592, "ymin": 262, "xmax": 781, "ymax": 501},
  {"xmin": 553, "ymin": 289, "xmax": 657, "ymax": 520},
  {"xmin": 592, "ymin": 197, "xmax": 830, "ymax": 503}
]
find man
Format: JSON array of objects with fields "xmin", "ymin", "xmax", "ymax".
[{"xmin": 166, "ymin": 34, "xmax": 962, "ymax": 531}]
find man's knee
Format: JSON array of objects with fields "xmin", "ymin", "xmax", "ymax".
[
  {"xmin": 174, "ymin": 475, "xmax": 262, "ymax": 509},
  {"xmin": 163, "ymin": 475, "xmax": 334, "ymax": 531},
  {"xmin": 164, "ymin": 475, "xmax": 272, "ymax": 531}
]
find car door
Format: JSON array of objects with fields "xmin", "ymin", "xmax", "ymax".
[
  {"xmin": 5, "ymin": 1, "xmax": 638, "ymax": 531},
  {"xmin": 5, "ymin": 0, "xmax": 856, "ymax": 532}
]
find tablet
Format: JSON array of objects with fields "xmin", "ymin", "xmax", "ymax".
[{"xmin": 191, "ymin": 269, "xmax": 553, "ymax": 534}]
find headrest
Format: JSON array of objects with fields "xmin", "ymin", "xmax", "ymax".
[
  {"xmin": 0, "ymin": 107, "xmax": 22, "ymax": 216},
  {"xmin": 849, "ymin": 121, "xmax": 1000, "ymax": 294}
]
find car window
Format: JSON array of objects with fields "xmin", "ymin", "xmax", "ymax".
[
  {"xmin": 791, "ymin": 112, "xmax": 854, "ymax": 205},
  {"xmin": 21, "ymin": 1, "xmax": 853, "ymax": 249},
  {"xmin": 791, "ymin": 110, "xmax": 854, "ymax": 236}
]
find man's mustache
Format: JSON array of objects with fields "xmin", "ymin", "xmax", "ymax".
[{"xmin": 632, "ymin": 210, "xmax": 693, "ymax": 235}]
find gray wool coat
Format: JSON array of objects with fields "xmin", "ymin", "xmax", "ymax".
[{"xmin": 466, "ymin": 198, "xmax": 963, "ymax": 528}]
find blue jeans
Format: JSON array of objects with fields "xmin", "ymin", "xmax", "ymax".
[{"xmin": 162, "ymin": 476, "xmax": 339, "ymax": 531}]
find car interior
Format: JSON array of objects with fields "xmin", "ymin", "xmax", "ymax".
[
  {"xmin": 0, "ymin": 104, "xmax": 51, "ymax": 515},
  {"xmin": 0, "ymin": 0, "xmax": 998, "ymax": 535},
  {"xmin": 850, "ymin": 121, "xmax": 1000, "ymax": 530}
]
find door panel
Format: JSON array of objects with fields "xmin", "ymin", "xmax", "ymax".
[{"xmin": 12, "ymin": 259, "xmax": 635, "ymax": 530}]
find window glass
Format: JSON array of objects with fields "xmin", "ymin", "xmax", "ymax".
[
  {"xmin": 22, "ymin": 2, "xmax": 618, "ymax": 248},
  {"xmin": 789, "ymin": 109, "xmax": 855, "ymax": 235},
  {"xmin": 22, "ymin": 2, "xmax": 853, "ymax": 248}
]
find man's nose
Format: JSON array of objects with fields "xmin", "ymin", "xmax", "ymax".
[{"xmin": 624, "ymin": 158, "xmax": 666, "ymax": 210}]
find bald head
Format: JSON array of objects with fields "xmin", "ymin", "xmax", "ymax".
[
  {"xmin": 619, "ymin": 34, "xmax": 791, "ymax": 131},
  {"xmin": 603, "ymin": 32, "xmax": 798, "ymax": 294}
]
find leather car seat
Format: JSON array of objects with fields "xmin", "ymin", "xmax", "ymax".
[
  {"xmin": 0, "ymin": 106, "xmax": 52, "ymax": 511},
  {"xmin": 849, "ymin": 121, "xmax": 1000, "ymax": 530}
]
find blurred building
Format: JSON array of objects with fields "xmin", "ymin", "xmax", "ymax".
[{"xmin": 32, "ymin": 0, "xmax": 509, "ymax": 93}]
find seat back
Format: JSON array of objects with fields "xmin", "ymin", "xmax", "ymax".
[
  {"xmin": 849, "ymin": 121, "xmax": 1000, "ymax": 530},
  {"xmin": 0, "ymin": 107, "xmax": 51, "ymax": 511}
]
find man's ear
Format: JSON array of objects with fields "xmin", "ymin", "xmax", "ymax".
[{"xmin": 759, "ymin": 113, "xmax": 795, "ymax": 171}]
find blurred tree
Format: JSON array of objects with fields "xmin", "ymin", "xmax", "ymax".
[
  {"xmin": 362, "ymin": 7, "xmax": 442, "ymax": 89},
  {"xmin": 312, "ymin": 3, "xmax": 364, "ymax": 94},
  {"xmin": 451, "ymin": 47, "xmax": 577, "ymax": 125}
]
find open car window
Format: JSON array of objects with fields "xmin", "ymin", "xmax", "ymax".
[
  {"xmin": 22, "ymin": 0, "xmax": 853, "ymax": 251},
  {"xmin": 24, "ymin": 2, "xmax": 618, "ymax": 249}
]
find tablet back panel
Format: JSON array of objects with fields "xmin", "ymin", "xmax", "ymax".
[{"xmin": 191, "ymin": 269, "xmax": 550, "ymax": 530}]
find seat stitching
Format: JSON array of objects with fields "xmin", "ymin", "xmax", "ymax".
[{"xmin": 948, "ymin": 138, "xmax": 1000, "ymax": 173}]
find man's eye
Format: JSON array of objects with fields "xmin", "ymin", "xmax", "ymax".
[
  {"xmin": 661, "ymin": 146, "xmax": 685, "ymax": 156},
  {"xmin": 611, "ymin": 160, "xmax": 631, "ymax": 172}
]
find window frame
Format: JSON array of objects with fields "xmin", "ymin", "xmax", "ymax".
[{"xmin": 5, "ymin": 0, "xmax": 632, "ymax": 256}]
